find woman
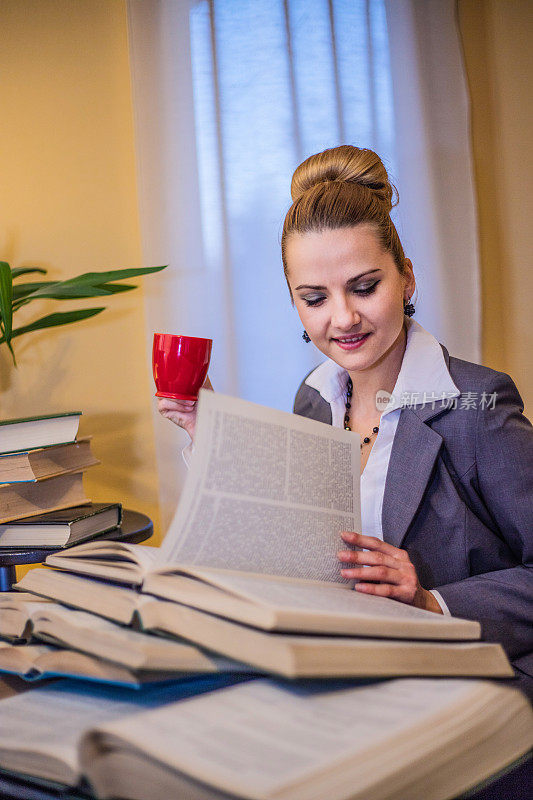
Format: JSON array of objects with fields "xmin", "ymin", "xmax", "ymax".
[{"xmin": 158, "ymin": 145, "xmax": 532, "ymax": 690}]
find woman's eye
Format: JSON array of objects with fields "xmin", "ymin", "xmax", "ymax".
[
  {"xmin": 354, "ymin": 281, "xmax": 379, "ymax": 296},
  {"xmin": 301, "ymin": 281, "xmax": 379, "ymax": 306},
  {"xmin": 302, "ymin": 295, "xmax": 325, "ymax": 307}
]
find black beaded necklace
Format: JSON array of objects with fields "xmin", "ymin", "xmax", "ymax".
[{"xmin": 343, "ymin": 377, "xmax": 380, "ymax": 447}]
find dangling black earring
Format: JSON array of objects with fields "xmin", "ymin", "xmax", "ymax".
[
  {"xmin": 302, "ymin": 330, "xmax": 311, "ymax": 343},
  {"xmin": 403, "ymin": 300, "xmax": 415, "ymax": 318}
]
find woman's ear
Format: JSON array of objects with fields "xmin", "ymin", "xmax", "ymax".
[{"xmin": 403, "ymin": 258, "xmax": 416, "ymax": 300}]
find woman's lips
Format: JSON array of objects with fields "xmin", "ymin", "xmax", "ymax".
[{"xmin": 332, "ymin": 332, "xmax": 371, "ymax": 350}]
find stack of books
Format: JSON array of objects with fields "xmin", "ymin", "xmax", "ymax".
[
  {"xmin": 1, "ymin": 581, "xmax": 532, "ymax": 800},
  {"xmin": 0, "ymin": 412, "xmax": 122, "ymax": 548},
  {"xmin": 13, "ymin": 391, "xmax": 514, "ymax": 680},
  {"xmin": 1, "ymin": 586, "xmax": 531, "ymax": 800},
  {"xmin": 0, "ymin": 391, "xmax": 530, "ymax": 799},
  {"xmin": 15, "ymin": 557, "xmax": 512, "ymax": 680},
  {"xmin": 0, "ymin": 590, "xmax": 250, "ymax": 686},
  {"xmin": 4, "ymin": 390, "xmax": 520, "ymax": 683}
]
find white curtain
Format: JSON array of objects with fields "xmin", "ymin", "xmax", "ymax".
[
  {"xmin": 384, "ymin": 0, "xmax": 480, "ymax": 359},
  {"xmin": 127, "ymin": 0, "xmax": 480, "ymax": 528}
]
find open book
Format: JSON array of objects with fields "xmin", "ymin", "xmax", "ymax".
[
  {"xmin": 32, "ymin": 392, "xmax": 476, "ymax": 636},
  {"xmin": 0, "ymin": 674, "xmax": 246, "ymax": 787},
  {"xmin": 30, "ymin": 602, "xmax": 249, "ymax": 675},
  {"xmin": 0, "ymin": 591, "xmax": 53, "ymax": 641},
  {"xmin": 15, "ymin": 391, "xmax": 512, "ymax": 679},
  {"xmin": 0, "ymin": 590, "xmax": 252, "ymax": 687},
  {"xmin": 12, "ymin": 574, "xmax": 509, "ymax": 678},
  {"xmin": 0, "ymin": 641, "xmax": 190, "ymax": 687},
  {"xmin": 15, "ymin": 568, "xmax": 142, "ymax": 626},
  {"xmin": 44, "ymin": 389, "xmax": 361, "ymax": 583},
  {"xmin": 80, "ymin": 677, "xmax": 533, "ymax": 800},
  {"xmin": 0, "ymin": 675, "xmax": 530, "ymax": 798},
  {"xmin": 18, "ymin": 564, "xmax": 481, "ymax": 641},
  {"xmin": 135, "ymin": 596, "xmax": 511, "ymax": 678}
]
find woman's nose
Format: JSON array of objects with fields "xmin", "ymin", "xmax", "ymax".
[{"xmin": 331, "ymin": 297, "xmax": 360, "ymax": 330}]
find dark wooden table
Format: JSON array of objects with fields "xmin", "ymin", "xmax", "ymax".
[{"xmin": 0, "ymin": 509, "xmax": 153, "ymax": 591}]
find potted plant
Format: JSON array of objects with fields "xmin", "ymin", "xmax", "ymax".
[{"xmin": 0, "ymin": 261, "xmax": 166, "ymax": 365}]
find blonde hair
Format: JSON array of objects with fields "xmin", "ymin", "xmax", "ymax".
[{"xmin": 281, "ymin": 145, "xmax": 406, "ymax": 286}]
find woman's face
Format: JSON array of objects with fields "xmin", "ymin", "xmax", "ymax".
[{"xmin": 286, "ymin": 224, "xmax": 415, "ymax": 376}]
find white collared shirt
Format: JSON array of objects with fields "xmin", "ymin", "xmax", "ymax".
[{"xmin": 305, "ymin": 320, "xmax": 460, "ymax": 614}]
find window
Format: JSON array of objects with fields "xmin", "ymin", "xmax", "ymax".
[{"xmin": 189, "ymin": 0, "xmax": 396, "ymax": 408}]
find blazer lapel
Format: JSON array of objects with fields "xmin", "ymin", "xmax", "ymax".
[
  {"xmin": 294, "ymin": 385, "xmax": 332, "ymax": 425},
  {"xmin": 381, "ymin": 404, "xmax": 444, "ymax": 548}
]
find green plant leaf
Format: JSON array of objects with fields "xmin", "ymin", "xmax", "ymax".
[
  {"xmin": 0, "ymin": 307, "xmax": 106, "ymax": 343},
  {"xmin": 60, "ymin": 264, "xmax": 167, "ymax": 286},
  {"xmin": 6, "ymin": 341, "xmax": 16, "ymax": 365},
  {"xmin": 12, "ymin": 281, "xmax": 137, "ymax": 302},
  {"xmin": 0, "ymin": 261, "xmax": 14, "ymax": 345},
  {"xmin": 2, "ymin": 263, "xmax": 167, "ymax": 367},
  {"xmin": 91, "ymin": 282, "xmax": 136, "ymax": 293},
  {"xmin": 12, "ymin": 281, "xmax": 57, "ymax": 300},
  {"xmin": 11, "ymin": 267, "xmax": 48, "ymax": 279}
]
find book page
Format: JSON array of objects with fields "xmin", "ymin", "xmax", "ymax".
[
  {"xmin": 0, "ymin": 641, "xmax": 53, "ymax": 674},
  {"xmin": 31, "ymin": 605, "xmax": 246, "ymax": 672},
  {"xmin": 0, "ymin": 590, "xmax": 52, "ymax": 605},
  {"xmin": 0, "ymin": 679, "xmax": 176, "ymax": 783},
  {"xmin": 15, "ymin": 568, "xmax": 142, "ymax": 625},
  {"xmin": 0, "ymin": 592, "xmax": 54, "ymax": 639},
  {"xmin": 83, "ymin": 677, "xmax": 478, "ymax": 798},
  {"xmin": 154, "ymin": 567, "xmax": 473, "ymax": 626},
  {"xmin": 0, "ymin": 605, "xmax": 41, "ymax": 640},
  {"xmin": 0, "ymin": 675, "xmax": 246, "ymax": 785},
  {"xmin": 158, "ymin": 391, "xmax": 360, "ymax": 582},
  {"xmin": 46, "ymin": 541, "xmax": 159, "ymax": 570}
]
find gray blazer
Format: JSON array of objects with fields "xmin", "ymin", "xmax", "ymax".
[{"xmin": 294, "ymin": 348, "xmax": 533, "ymax": 688}]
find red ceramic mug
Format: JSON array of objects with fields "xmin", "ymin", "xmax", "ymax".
[{"xmin": 152, "ymin": 333, "xmax": 212, "ymax": 401}]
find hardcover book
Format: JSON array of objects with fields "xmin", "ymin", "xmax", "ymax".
[
  {"xmin": 0, "ymin": 472, "xmax": 89, "ymax": 523},
  {"xmin": 0, "ymin": 438, "xmax": 99, "ymax": 484},
  {"xmin": 0, "ymin": 503, "xmax": 122, "ymax": 548},
  {"xmin": 0, "ymin": 412, "xmax": 82, "ymax": 455}
]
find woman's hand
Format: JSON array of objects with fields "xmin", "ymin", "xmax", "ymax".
[
  {"xmin": 156, "ymin": 376, "xmax": 213, "ymax": 443},
  {"xmin": 337, "ymin": 531, "xmax": 443, "ymax": 613}
]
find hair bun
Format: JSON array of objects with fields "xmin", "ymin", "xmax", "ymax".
[{"xmin": 290, "ymin": 145, "xmax": 396, "ymax": 213}]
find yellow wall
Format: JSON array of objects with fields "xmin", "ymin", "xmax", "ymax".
[
  {"xmin": 458, "ymin": 0, "xmax": 533, "ymax": 415},
  {"xmin": 0, "ymin": 0, "xmax": 161, "ymax": 577}
]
